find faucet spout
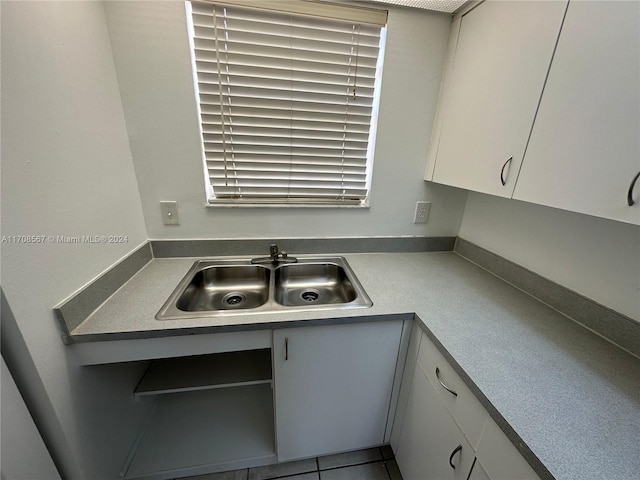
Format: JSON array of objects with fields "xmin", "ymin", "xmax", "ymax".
[{"xmin": 269, "ymin": 244, "xmax": 280, "ymax": 264}]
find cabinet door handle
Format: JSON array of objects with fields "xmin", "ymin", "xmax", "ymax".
[
  {"xmin": 285, "ymin": 337, "xmax": 289, "ymax": 361},
  {"xmin": 500, "ymin": 156, "xmax": 513, "ymax": 186},
  {"xmin": 435, "ymin": 367, "xmax": 458, "ymax": 397},
  {"xmin": 628, "ymin": 171, "xmax": 640, "ymax": 206},
  {"xmin": 449, "ymin": 444, "xmax": 462, "ymax": 470}
]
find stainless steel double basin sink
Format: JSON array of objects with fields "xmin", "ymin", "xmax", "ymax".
[{"xmin": 156, "ymin": 257, "xmax": 372, "ymax": 320}]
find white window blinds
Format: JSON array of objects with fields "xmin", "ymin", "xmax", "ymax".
[{"xmin": 188, "ymin": 1, "xmax": 386, "ymax": 205}]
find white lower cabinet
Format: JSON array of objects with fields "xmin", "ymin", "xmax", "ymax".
[
  {"xmin": 118, "ymin": 321, "xmax": 404, "ymax": 479},
  {"xmin": 273, "ymin": 320, "xmax": 403, "ymax": 461},
  {"xmin": 395, "ymin": 331, "xmax": 541, "ymax": 480},
  {"xmin": 117, "ymin": 322, "xmax": 540, "ymax": 480},
  {"xmin": 395, "ymin": 366, "xmax": 475, "ymax": 480}
]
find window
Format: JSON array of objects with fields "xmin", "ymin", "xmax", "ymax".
[{"xmin": 186, "ymin": 0, "xmax": 387, "ymax": 206}]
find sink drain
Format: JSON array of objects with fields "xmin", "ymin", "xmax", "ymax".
[
  {"xmin": 223, "ymin": 292, "xmax": 246, "ymax": 306},
  {"xmin": 300, "ymin": 289, "xmax": 320, "ymax": 302}
]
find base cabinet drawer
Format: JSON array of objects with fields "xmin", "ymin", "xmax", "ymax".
[
  {"xmin": 396, "ymin": 365, "xmax": 475, "ymax": 480},
  {"xmin": 417, "ymin": 332, "xmax": 488, "ymax": 448}
]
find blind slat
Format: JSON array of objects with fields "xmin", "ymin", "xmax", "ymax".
[
  {"xmin": 203, "ymin": 129, "xmax": 370, "ymax": 142},
  {"xmin": 191, "ymin": 2, "xmax": 386, "ymax": 29},
  {"xmin": 209, "ymin": 167, "xmax": 367, "ymax": 176},
  {"xmin": 196, "ymin": 68, "xmax": 376, "ymax": 90},
  {"xmin": 197, "ymin": 82, "xmax": 376, "ymax": 101},
  {"xmin": 193, "ymin": 27, "xmax": 382, "ymax": 53},
  {"xmin": 203, "ymin": 146, "xmax": 368, "ymax": 158},
  {"xmin": 200, "ymin": 108, "xmax": 373, "ymax": 124},
  {"xmin": 203, "ymin": 127, "xmax": 370, "ymax": 138},
  {"xmin": 201, "ymin": 118, "xmax": 372, "ymax": 133},
  {"xmin": 205, "ymin": 154, "xmax": 368, "ymax": 167},
  {"xmin": 210, "ymin": 174, "xmax": 367, "ymax": 184},
  {"xmin": 198, "ymin": 94, "xmax": 374, "ymax": 116},
  {"xmin": 204, "ymin": 146, "xmax": 368, "ymax": 155},
  {"xmin": 200, "ymin": 95, "xmax": 373, "ymax": 110},
  {"xmin": 195, "ymin": 51, "xmax": 378, "ymax": 72},
  {"xmin": 212, "ymin": 186, "xmax": 369, "ymax": 196}
]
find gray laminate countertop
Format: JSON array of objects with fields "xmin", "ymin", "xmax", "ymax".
[{"xmin": 69, "ymin": 251, "xmax": 640, "ymax": 480}]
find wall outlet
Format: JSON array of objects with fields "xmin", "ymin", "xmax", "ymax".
[
  {"xmin": 160, "ymin": 201, "xmax": 179, "ymax": 225},
  {"xmin": 413, "ymin": 201, "xmax": 431, "ymax": 224}
]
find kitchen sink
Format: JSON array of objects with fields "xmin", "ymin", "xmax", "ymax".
[
  {"xmin": 156, "ymin": 256, "xmax": 371, "ymax": 320},
  {"xmin": 175, "ymin": 265, "xmax": 270, "ymax": 312},
  {"xmin": 274, "ymin": 263, "xmax": 357, "ymax": 306}
]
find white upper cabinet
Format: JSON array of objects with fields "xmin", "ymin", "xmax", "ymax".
[
  {"xmin": 513, "ymin": 1, "xmax": 640, "ymax": 225},
  {"xmin": 427, "ymin": 0, "xmax": 567, "ymax": 197}
]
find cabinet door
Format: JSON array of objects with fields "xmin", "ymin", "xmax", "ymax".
[
  {"xmin": 395, "ymin": 366, "xmax": 475, "ymax": 480},
  {"xmin": 513, "ymin": 1, "xmax": 640, "ymax": 225},
  {"xmin": 468, "ymin": 460, "xmax": 491, "ymax": 480},
  {"xmin": 273, "ymin": 321, "xmax": 402, "ymax": 461},
  {"xmin": 430, "ymin": 1, "xmax": 567, "ymax": 197},
  {"xmin": 475, "ymin": 418, "xmax": 540, "ymax": 480}
]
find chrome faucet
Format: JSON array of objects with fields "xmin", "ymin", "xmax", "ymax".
[{"xmin": 251, "ymin": 244, "xmax": 298, "ymax": 266}]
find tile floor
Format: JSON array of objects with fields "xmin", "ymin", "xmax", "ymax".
[{"xmin": 177, "ymin": 446, "xmax": 403, "ymax": 480}]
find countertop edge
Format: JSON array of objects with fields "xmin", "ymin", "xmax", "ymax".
[{"xmin": 67, "ymin": 312, "xmax": 414, "ymax": 344}]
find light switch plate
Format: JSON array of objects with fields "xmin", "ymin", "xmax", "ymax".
[{"xmin": 160, "ymin": 201, "xmax": 179, "ymax": 225}]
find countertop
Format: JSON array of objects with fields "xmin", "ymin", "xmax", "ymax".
[{"xmin": 69, "ymin": 251, "xmax": 640, "ymax": 480}]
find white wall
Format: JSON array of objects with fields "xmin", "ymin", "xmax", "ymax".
[
  {"xmin": 458, "ymin": 193, "xmax": 640, "ymax": 322},
  {"xmin": 105, "ymin": 1, "xmax": 468, "ymax": 239},
  {"xmin": 1, "ymin": 2, "xmax": 152, "ymax": 478},
  {"xmin": 1, "ymin": 358, "xmax": 61, "ymax": 480}
]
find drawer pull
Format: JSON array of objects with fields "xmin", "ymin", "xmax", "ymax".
[
  {"xmin": 449, "ymin": 444, "xmax": 462, "ymax": 469},
  {"xmin": 628, "ymin": 171, "xmax": 640, "ymax": 206},
  {"xmin": 285, "ymin": 337, "xmax": 289, "ymax": 361},
  {"xmin": 435, "ymin": 367, "xmax": 458, "ymax": 397},
  {"xmin": 500, "ymin": 156, "xmax": 513, "ymax": 186}
]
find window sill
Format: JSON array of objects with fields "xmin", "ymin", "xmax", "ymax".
[{"xmin": 204, "ymin": 202, "xmax": 370, "ymax": 209}]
